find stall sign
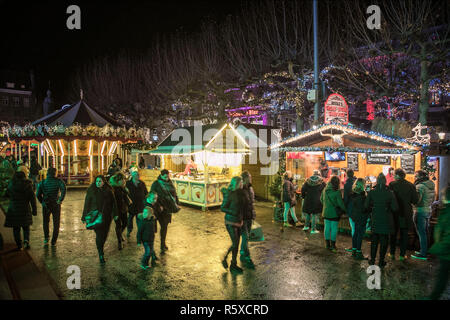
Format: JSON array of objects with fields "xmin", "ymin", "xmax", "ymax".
[
  {"xmin": 347, "ymin": 153, "xmax": 359, "ymax": 171},
  {"xmin": 324, "ymin": 93, "xmax": 349, "ymax": 125},
  {"xmin": 400, "ymin": 154, "xmax": 415, "ymax": 174},
  {"xmin": 367, "ymin": 154, "xmax": 391, "ymax": 165}
]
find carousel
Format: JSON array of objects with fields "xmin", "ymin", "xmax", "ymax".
[{"xmin": 1, "ymin": 98, "xmax": 147, "ymax": 185}]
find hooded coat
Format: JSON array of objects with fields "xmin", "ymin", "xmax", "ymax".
[
  {"xmin": 82, "ymin": 184, "xmax": 118, "ymax": 224},
  {"xmin": 126, "ymin": 178, "xmax": 148, "ymax": 215},
  {"xmin": 282, "ymin": 177, "xmax": 296, "ymax": 204},
  {"xmin": 5, "ymin": 178, "xmax": 37, "ymax": 227},
  {"xmin": 301, "ymin": 175, "xmax": 326, "ymax": 214},
  {"xmin": 150, "ymin": 175, "xmax": 179, "ymax": 224},
  {"xmin": 320, "ymin": 183, "xmax": 346, "ymax": 220},
  {"xmin": 365, "ymin": 185, "xmax": 398, "ymax": 235},
  {"xmin": 389, "ymin": 178, "xmax": 419, "ymax": 229},
  {"xmin": 242, "ymin": 184, "xmax": 256, "ymax": 220},
  {"xmin": 221, "ymin": 188, "xmax": 246, "ymax": 225},
  {"xmin": 429, "ymin": 204, "xmax": 450, "ymax": 261},
  {"xmin": 415, "ymin": 179, "xmax": 436, "ymax": 213},
  {"xmin": 109, "ymin": 178, "xmax": 130, "ymax": 215}
]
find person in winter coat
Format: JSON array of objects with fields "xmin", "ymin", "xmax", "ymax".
[
  {"xmin": 82, "ymin": 175, "xmax": 119, "ymax": 264},
  {"xmin": 319, "ymin": 160, "xmax": 331, "ymax": 182},
  {"xmin": 301, "ymin": 170, "xmax": 326, "ymax": 234},
  {"xmin": 240, "ymin": 171, "xmax": 256, "ymax": 268},
  {"xmin": 343, "ymin": 169, "xmax": 357, "ymax": 247},
  {"xmin": 427, "ymin": 187, "xmax": 450, "ymax": 300},
  {"xmin": 36, "ymin": 167, "xmax": 66, "ymax": 246},
  {"xmin": 29, "ymin": 156, "xmax": 41, "ymax": 188},
  {"xmin": 321, "ymin": 175, "xmax": 346, "ymax": 252},
  {"xmin": 126, "ymin": 171, "xmax": 148, "ymax": 238},
  {"xmin": 5, "ymin": 171, "xmax": 37, "ymax": 250},
  {"xmin": 109, "ymin": 172, "xmax": 130, "ymax": 250},
  {"xmin": 282, "ymin": 171, "xmax": 301, "ymax": 228},
  {"xmin": 347, "ymin": 178, "xmax": 369, "ymax": 260},
  {"xmin": 388, "ymin": 168, "xmax": 419, "ymax": 260},
  {"xmin": 150, "ymin": 169, "xmax": 179, "ymax": 253},
  {"xmin": 365, "ymin": 173, "xmax": 398, "ymax": 267},
  {"xmin": 221, "ymin": 176, "xmax": 247, "ymax": 274},
  {"xmin": 411, "ymin": 170, "xmax": 436, "ymax": 260},
  {"xmin": 137, "ymin": 191, "xmax": 158, "ymax": 270},
  {"xmin": 16, "ymin": 160, "xmax": 29, "ymax": 178}
]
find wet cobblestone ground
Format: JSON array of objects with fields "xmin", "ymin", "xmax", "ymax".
[{"xmin": 23, "ymin": 190, "xmax": 449, "ymax": 300}]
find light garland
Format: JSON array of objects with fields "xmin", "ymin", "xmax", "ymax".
[{"xmin": 270, "ymin": 123, "xmax": 423, "ymax": 151}]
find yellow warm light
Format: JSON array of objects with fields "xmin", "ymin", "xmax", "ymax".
[
  {"xmin": 74, "ymin": 140, "xmax": 78, "ymax": 156},
  {"xmin": 108, "ymin": 141, "xmax": 117, "ymax": 156},
  {"xmin": 88, "ymin": 140, "xmax": 93, "ymax": 155},
  {"xmin": 58, "ymin": 140, "xmax": 65, "ymax": 156},
  {"xmin": 205, "ymin": 124, "xmax": 227, "ymax": 148},
  {"xmin": 46, "ymin": 139, "xmax": 55, "ymax": 155},
  {"xmin": 229, "ymin": 124, "xmax": 250, "ymax": 149}
]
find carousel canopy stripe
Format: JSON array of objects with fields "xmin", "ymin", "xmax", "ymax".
[
  {"xmin": 32, "ymin": 100, "xmax": 120, "ymax": 127},
  {"xmin": 271, "ymin": 124, "xmax": 421, "ymax": 151}
]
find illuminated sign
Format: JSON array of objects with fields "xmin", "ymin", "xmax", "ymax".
[{"xmin": 324, "ymin": 94, "xmax": 349, "ymax": 125}]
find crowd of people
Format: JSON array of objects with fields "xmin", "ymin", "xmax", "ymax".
[{"xmin": 1, "ymin": 154, "xmax": 448, "ymax": 299}]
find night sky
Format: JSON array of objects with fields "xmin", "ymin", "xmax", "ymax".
[{"xmin": 0, "ymin": 0, "xmax": 245, "ymax": 106}]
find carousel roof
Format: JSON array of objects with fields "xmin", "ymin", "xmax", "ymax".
[{"xmin": 32, "ymin": 100, "xmax": 120, "ymax": 127}]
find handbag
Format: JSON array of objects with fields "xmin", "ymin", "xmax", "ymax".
[
  {"xmin": 84, "ymin": 202, "xmax": 105, "ymax": 230},
  {"xmin": 159, "ymin": 180, "xmax": 180, "ymax": 214},
  {"xmin": 326, "ymin": 191, "xmax": 345, "ymax": 217}
]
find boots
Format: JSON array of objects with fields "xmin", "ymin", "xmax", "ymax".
[
  {"xmin": 330, "ymin": 241, "xmax": 337, "ymax": 253},
  {"xmin": 141, "ymin": 254, "xmax": 150, "ymax": 269},
  {"xmin": 99, "ymin": 255, "xmax": 106, "ymax": 264},
  {"xmin": 230, "ymin": 261, "xmax": 243, "ymax": 273},
  {"xmin": 325, "ymin": 239, "xmax": 331, "ymax": 249}
]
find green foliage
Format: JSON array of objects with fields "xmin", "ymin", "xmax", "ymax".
[
  {"xmin": 268, "ymin": 154, "xmax": 286, "ymax": 200},
  {"xmin": 371, "ymin": 117, "xmax": 413, "ymax": 139}
]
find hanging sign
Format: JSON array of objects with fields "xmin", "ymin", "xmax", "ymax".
[
  {"xmin": 347, "ymin": 153, "xmax": 359, "ymax": 171},
  {"xmin": 400, "ymin": 154, "xmax": 415, "ymax": 174},
  {"xmin": 324, "ymin": 93, "xmax": 349, "ymax": 125},
  {"xmin": 367, "ymin": 154, "xmax": 391, "ymax": 165}
]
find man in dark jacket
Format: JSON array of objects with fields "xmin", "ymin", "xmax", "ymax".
[
  {"xmin": 150, "ymin": 169, "xmax": 179, "ymax": 253},
  {"xmin": 301, "ymin": 170, "xmax": 325, "ymax": 234},
  {"xmin": 388, "ymin": 168, "xmax": 419, "ymax": 261},
  {"xmin": 126, "ymin": 170, "xmax": 148, "ymax": 238},
  {"xmin": 240, "ymin": 171, "xmax": 256, "ymax": 268},
  {"xmin": 36, "ymin": 167, "xmax": 66, "ymax": 246}
]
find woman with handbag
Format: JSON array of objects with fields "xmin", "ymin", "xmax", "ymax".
[
  {"xmin": 82, "ymin": 175, "xmax": 119, "ymax": 264},
  {"xmin": 150, "ymin": 169, "xmax": 180, "ymax": 253},
  {"xmin": 320, "ymin": 175, "xmax": 346, "ymax": 252},
  {"xmin": 282, "ymin": 171, "xmax": 302, "ymax": 229},
  {"xmin": 221, "ymin": 176, "xmax": 247, "ymax": 273},
  {"xmin": 110, "ymin": 173, "xmax": 130, "ymax": 250},
  {"xmin": 364, "ymin": 173, "xmax": 398, "ymax": 267}
]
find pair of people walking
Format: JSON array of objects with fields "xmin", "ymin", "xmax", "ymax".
[{"xmin": 221, "ymin": 171, "xmax": 256, "ymax": 273}]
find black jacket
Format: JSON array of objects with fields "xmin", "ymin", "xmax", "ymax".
[
  {"xmin": 82, "ymin": 184, "xmax": 118, "ymax": 224},
  {"xmin": 301, "ymin": 176, "xmax": 326, "ymax": 214},
  {"xmin": 389, "ymin": 178, "xmax": 419, "ymax": 229},
  {"xmin": 348, "ymin": 191, "xmax": 369, "ymax": 224},
  {"xmin": 221, "ymin": 188, "xmax": 246, "ymax": 224},
  {"xmin": 29, "ymin": 160, "xmax": 41, "ymax": 176},
  {"xmin": 282, "ymin": 177, "xmax": 296, "ymax": 203},
  {"xmin": 5, "ymin": 178, "xmax": 37, "ymax": 227},
  {"xmin": 150, "ymin": 175, "xmax": 179, "ymax": 222},
  {"xmin": 365, "ymin": 185, "xmax": 398, "ymax": 235},
  {"xmin": 242, "ymin": 184, "xmax": 256, "ymax": 220},
  {"xmin": 137, "ymin": 203, "xmax": 156, "ymax": 244},
  {"xmin": 126, "ymin": 179, "xmax": 148, "ymax": 215},
  {"xmin": 343, "ymin": 176, "xmax": 357, "ymax": 208}
]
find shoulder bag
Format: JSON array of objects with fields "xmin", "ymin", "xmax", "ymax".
[
  {"xmin": 326, "ymin": 191, "xmax": 346, "ymax": 217},
  {"xmin": 85, "ymin": 198, "xmax": 105, "ymax": 230},
  {"xmin": 158, "ymin": 180, "xmax": 180, "ymax": 214}
]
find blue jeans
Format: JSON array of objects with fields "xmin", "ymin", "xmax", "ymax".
[
  {"xmin": 304, "ymin": 213, "xmax": 319, "ymax": 230},
  {"xmin": 141, "ymin": 241, "xmax": 154, "ymax": 266},
  {"xmin": 240, "ymin": 220, "xmax": 252, "ymax": 257},
  {"xmin": 352, "ymin": 219, "xmax": 367, "ymax": 251},
  {"xmin": 349, "ymin": 217, "xmax": 355, "ymax": 237},
  {"xmin": 283, "ymin": 202, "xmax": 298, "ymax": 223},
  {"xmin": 414, "ymin": 211, "xmax": 430, "ymax": 256},
  {"xmin": 324, "ymin": 219, "xmax": 338, "ymax": 241}
]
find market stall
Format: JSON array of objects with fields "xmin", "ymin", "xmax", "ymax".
[
  {"xmin": 1, "ymin": 99, "xmax": 146, "ymax": 185},
  {"xmin": 139, "ymin": 123, "xmax": 251, "ymax": 210},
  {"xmin": 270, "ymin": 123, "xmax": 432, "ymax": 230}
]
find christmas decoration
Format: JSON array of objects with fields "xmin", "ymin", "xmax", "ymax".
[{"xmin": 406, "ymin": 124, "xmax": 431, "ymax": 146}]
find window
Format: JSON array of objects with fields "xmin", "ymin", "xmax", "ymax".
[
  {"xmin": 13, "ymin": 97, "xmax": 20, "ymax": 107},
  {"xmin": 6, "ymin": 82, "xmax": 14, "ymax": 88},
  {"xmin": 23, "ymin": 97, "xmax": 30, "ymax": 107},
  {"xmin": 1, "ymin": 96, "xmax": 8, "ymax": 106}
]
